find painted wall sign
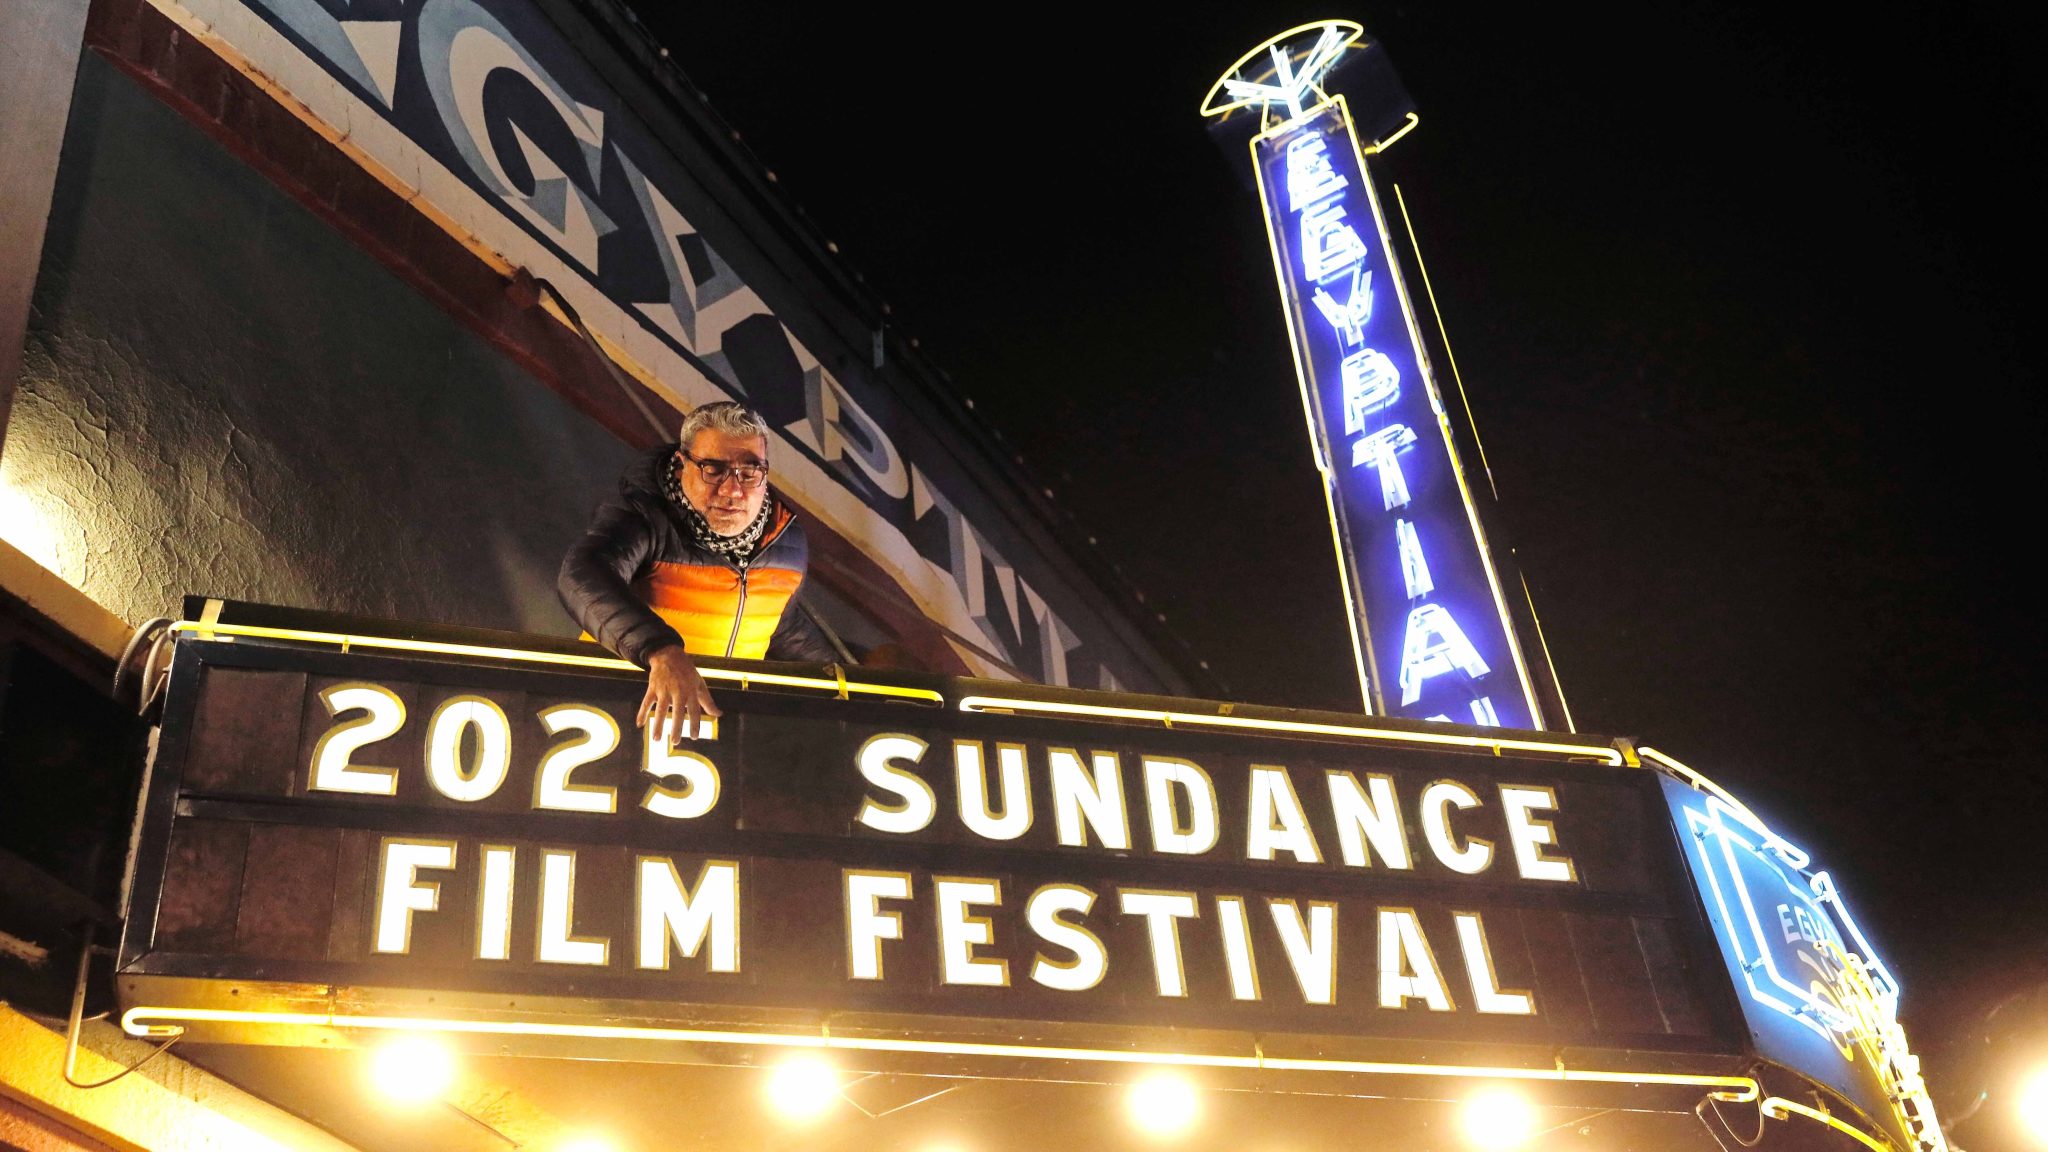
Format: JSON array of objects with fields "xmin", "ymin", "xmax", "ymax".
[
  {"xmin": 136, "ymin": 0, "xmax": 1164, "ymax": 692},
  {"xmin": 119, "ymin": 614, "xmax": 1740, "ymax": 1097}
]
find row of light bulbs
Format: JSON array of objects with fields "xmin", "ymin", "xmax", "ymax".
[{"xmin": 364, "ymin": 1033, "xmax": 1543, "ymax": 1149}]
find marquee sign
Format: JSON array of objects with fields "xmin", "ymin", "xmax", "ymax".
[
  {"xmin": 118, "ymin": 609, "xmax": 1745, "ymax": 1103},
  {"xmin": 1204, "ymin": 26, "xmax": 1543, "ymax": 727}
]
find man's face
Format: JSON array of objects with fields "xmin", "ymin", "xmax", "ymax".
[{"xmin": 679, "ymin": 428, "xmax": 770, "ymax": 536}]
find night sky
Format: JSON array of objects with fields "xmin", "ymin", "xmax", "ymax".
[{"xmin": 651, "ymin": 5, "xmax": 2047, "ymax": 1142}]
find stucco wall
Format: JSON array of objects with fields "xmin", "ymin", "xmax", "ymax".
[{"xmin": 3, "ymin": 52, "xmax": 635, "ymax": 635}]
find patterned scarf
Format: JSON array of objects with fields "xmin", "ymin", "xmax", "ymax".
[{"xmin": 664, "ymin": 450, "xmax": 772, "ymax": 561}]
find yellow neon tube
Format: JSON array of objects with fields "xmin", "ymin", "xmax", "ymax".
[
  {"xmin": 1362, "ymin": 111, "xmax": 1420, "ymax": 154},
  {"xmin": 956, "ymin": 694, "xmax": 1622, "ymax": 764},
  {"xmin": 1198, "ymin": 20, "xmax": 1365, "ymax": 121},
  {"xmin": 120, "ymin": 1005, "xmax": 1754, "ymax": 1096},
  {"xmin": 166, "ymin": 620, "xmax": 944, "ymax": 704},
  {"xmin": 1761, "ymin": 1097, "xmax": 1894, "ymax": 1152},
  {"xmin": 1636, "ymin": 747, "xmax": 1808, "ymax": 867}
]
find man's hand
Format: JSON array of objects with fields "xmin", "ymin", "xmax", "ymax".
[{"xmin": 639, "ymin": 645, "xmax": 721, "ymax": 745}]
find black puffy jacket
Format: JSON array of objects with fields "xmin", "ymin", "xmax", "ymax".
[{"xmin": 558, "ymin": 445, "xmax": 838, "ymax": 666}]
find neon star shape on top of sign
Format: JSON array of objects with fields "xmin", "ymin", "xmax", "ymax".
[{"xmin": 1200, "ymin": 20, "xmax": 1364, "ymax": 126}]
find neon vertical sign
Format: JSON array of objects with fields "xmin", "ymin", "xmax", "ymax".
[{"xmin": 1205, "ymin": 25, "xmax": 1544, "ymax": 728}]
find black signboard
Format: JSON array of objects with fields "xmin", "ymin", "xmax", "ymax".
[{"xmin": 118, "ymin": 608, "xmax": 1748, "ymax": 1105}]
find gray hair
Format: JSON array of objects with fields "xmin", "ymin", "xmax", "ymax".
[{"xmin": 678, "ymin": 401, "xmax": 770, "ymax": 450}]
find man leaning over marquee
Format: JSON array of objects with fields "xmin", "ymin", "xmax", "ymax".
[{"xmin": 559, "ymin": 401, "xmax": 837, "ymax": 744}]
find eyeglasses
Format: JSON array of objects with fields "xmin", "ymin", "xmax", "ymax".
[{"xmin": 680, "ymin": 451, "xmax": 769, "ymax": 489}]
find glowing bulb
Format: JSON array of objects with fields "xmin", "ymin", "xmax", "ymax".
[
  {"xmin": 556, "ymin": 1137, "xmax": 618, "ymax": 1152},
  {"xmin": 366, "ymin": 1034, "xmax": 454, "ymax": 1104},
  {"xmin": 763, "ymin": 1054, "xmax": 840, "ymax": 1122},
  {"xmin": 1459, "ymin": 1086, "xmax": 1536, "ymax": 1149},
  {"xmin": 2020, "ymin": 1066, "xmax": 2048, "ymax": 1144},
  {"xmin": 1126, "ymin": 1072, "xmax": 1199, "ymax": 1137}
]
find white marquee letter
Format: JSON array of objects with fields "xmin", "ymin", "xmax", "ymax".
[
  {"xmin": 954, "ymin": 741, "xmax": 1032, "ymax": 841},
  {"xmin": 477, "ymin": 845, "xmax": 515, "ymax": 961},
  {"xmin": 1143, "ymin": 757, "xmax": 1219, "ymax": 855},
  {"xmin": 856, "ymin": 734, "xmax": 936, "ymax": 834},
  {"xmin": 1120, "ymin": 889, "xmax": 1199, "ymax": 997},
  {"xmin": 1500, "ymin": 785, "xmax": 1576, "ymax": 882},
  {"xmin": 1271, "ymin": 899, "xmax": 1339, "ymax": 1006},
  {"xmin": 1455, "ymin": 912, "xmax": 1534, "ymax": 1015},
  {"xmin": 310, "ymin": 683, "xmax": 405, "ymax": 796},
  {"xmin": 1246, "ymin": 766, "xmax": 1323, "ymax": 863},
  {"xmin": 637, "ymin": 858, "xmax": 739, "ymax": 973},
  {"xmin": 1420, "ymin": 780, "xmax": 1494, "ymax": 875},
  {"xmin": 845, "ymin": 870, "xmax": 912, "ymax": 981},
  {"xmin": 374, "ymin": 839, "xmax": 455, "ymax": 954},
  {"xmin": 1378, "ymin": 908, "xmax": 1453, "ymax": 1010},
  {"xmin": 1049, "ymin": 749, "xmax": 1130, "ymax": 849},
  {"xmin": 1328, "ymin": 771, "xmax": 1412, "ymax": 869},
  {"xmin": 641, "ymin": 727, "xmax": 720, "ymax": 819},
  {"xmin": 537, "ymin": 849, "xmax": 608, "ymax": 966},
  {"xmin": 935, "ymin": 877, "xmax": 1008, "ymax": 987},
  {"xmin": 1028, "ymin": 885, "xmax": 1107, "ymax": 992}
]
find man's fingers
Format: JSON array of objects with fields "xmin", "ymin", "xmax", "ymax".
[
  {"xmin": 675, "ymin": 696, "xmax": 698, "ymax": 746},
  {"xmin": 636, "ymin": 685, "xmax": 657, "ymax": 729}
]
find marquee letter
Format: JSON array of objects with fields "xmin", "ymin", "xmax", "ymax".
[
  {"xmin": 1049, "ymin": 748, "xmax": 1130, "ymax": 850},
  {"xmin": 955, "ymin": 741, "xmax": 1033, "ymax": 841},
  {"xmin": 1246, "ymin": 766, "xmax": 1323, "ymax": 863},
  {"xmin": 1455, "ymin": 912, "xmax": 1534, "ymax": 1015},
  {"xmin": 1378, "ymin": 908, "xmax": 1453, "ymax": 1011},
  {"xmin": 534, "ymin": 705, "xmax": 620, "ymax": 814},
  {"xmin": 856, "ymin": 734, "xmax": 936, "ymax": 834},
  {"xmin": 374, "ymin": 839, "xmax": 455, "ymax": 954},
  {"xmin": 1499, "ymin": 785, "xmax": 1576, "ymax": 882},
  {"xmin": 1216, "ymin": 896, "xmax": 1260, "ymax": 1001},
  {"xmin": 424, "ymin": 696, "xmax": 512, "ymax": 802},
  {"xmin": 933, "ymin": 877, "xmax": 1008, "ymax": 987},
  {"xmin": 310, "ymin": 683, "xmax": 405, "ymax": 796},
  {"xmin": 845, "ymin": 870, "xmax": 912, "ymax": 981},
  {"xmin": 477, "ymin": 845, "xmax": 515, "ymax": 961},
  {"xmin": 785, "ymin": 366, "xmax": 912, "ymax": 502},
  {"xmin": 1143, "ymin": 757, "xmax": 1219, "ymax": 855},
  {"xmin": 1327, "ymin": 771, "xmax": 1412, "ymax": 869},
  {"xmin": 1270, "ymin": 899, "xmax": 1339, "ymax": 1006},
  {"xmin": 1420, "ymin": 780, "xmax": 1494, "ymax": 875},
  {"xmin": 1028, "ymin": 885, "xmax": 1107, "ymax": 992},
  {"xmin": 1119, "ymin": 889, "xmax": 1199, "ymax": 997},
  {"xmin": 641, "ymin": 728, "xmax": 721, "ymax": 819},
  {"xmin": 637, "ymin": 858, "xmax": 740, "ymax": 973},
  {"xmin": 537, "ymin": 849, "xmax": 608, "ymax": 966}
]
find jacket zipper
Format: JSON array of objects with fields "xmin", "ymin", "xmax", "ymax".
[{"xmin": 723, "ymin": 563, "xmax": 750, "ymax": 658}]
